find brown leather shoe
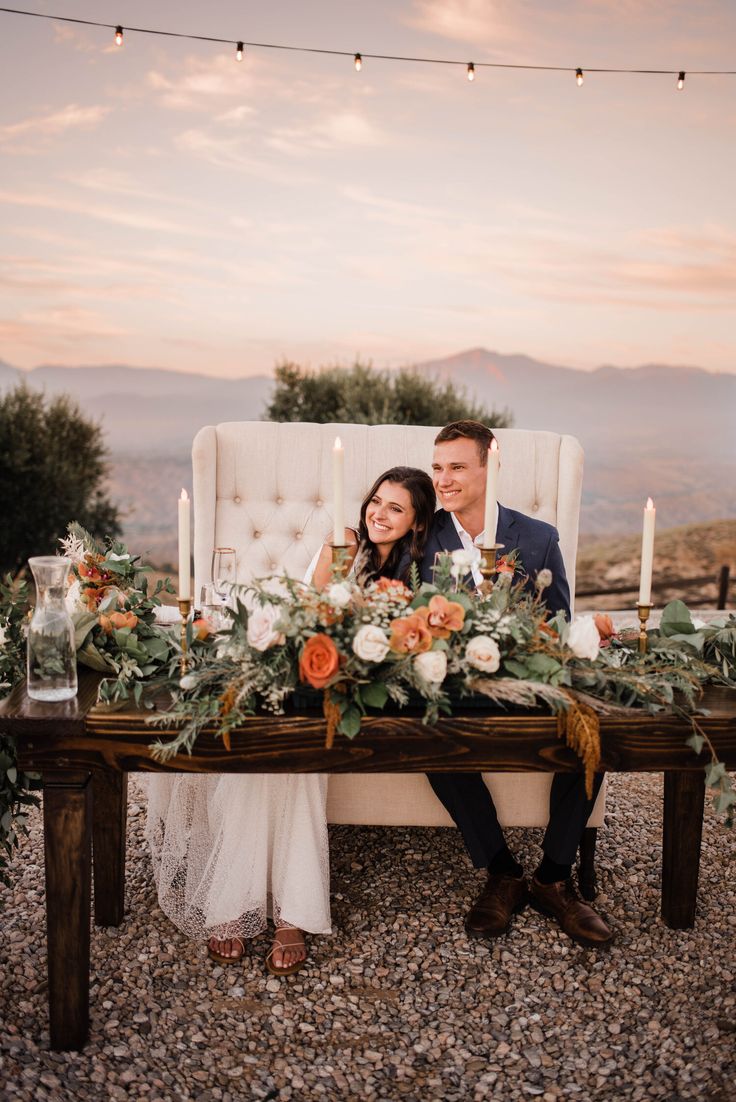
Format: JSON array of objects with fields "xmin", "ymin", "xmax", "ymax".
[
  {"xmin": 465, "ymin": 873, "xmax": 528, "ymax": 938},
  {"xmin": 529, "ymin": 876, "xmax": 614, "ymax": 948}
]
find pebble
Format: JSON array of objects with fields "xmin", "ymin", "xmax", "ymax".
[{"xmin": 0, "ymin": 773, "xmax": 734, "ymax": 1101}]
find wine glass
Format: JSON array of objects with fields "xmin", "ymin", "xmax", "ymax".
[{"xmin": 211, "ymin": 547, "xmax": 236, "ymax": 600}]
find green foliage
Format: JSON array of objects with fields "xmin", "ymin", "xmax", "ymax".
[
  {"xmin": 264, "ymin": 360, "xmax": 512, "ymax": 427},
  {"xmin": 0, "ymin": 385, "xmax": 121, "ymax": 574},
  {"xmin": 0, "ymin": 573, "xmax": 41, "ymax": 890}
]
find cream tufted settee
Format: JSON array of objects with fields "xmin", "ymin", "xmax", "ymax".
[{"xmin": 192, "ymin": 421, "xmax": 605, "ymax": 831}]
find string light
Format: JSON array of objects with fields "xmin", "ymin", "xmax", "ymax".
[
  {"xmin": 1, "ymin": 8, "xmax": 735, "ymax": 86},
  {"xmin": 236, "ymin": 40, "xmax": 244, "ymax": 62}
]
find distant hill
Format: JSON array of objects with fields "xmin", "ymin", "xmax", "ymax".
[{"xmin": 1, "ymin": 352, "xmax": 733, "ymax": 560}]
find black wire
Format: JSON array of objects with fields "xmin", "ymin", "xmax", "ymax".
[{"xmin": 0, "ymin": 6, "xmax": 735, "ymax": 75}]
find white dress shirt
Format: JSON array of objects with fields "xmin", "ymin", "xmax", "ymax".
[{"xmin": 450, "ymin": 507, "xmax": 499, "ymax": 588}]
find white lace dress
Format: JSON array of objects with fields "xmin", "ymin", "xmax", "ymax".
[{"xmin": 145, "ymin": 561, "xmax": 330, "ymax": 941}]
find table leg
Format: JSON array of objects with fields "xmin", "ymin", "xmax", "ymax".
[
  {"xmin": 92, "ymin": 770, "xmax": 127, "ymax": 927},
  {"xmin": 662, "ymin": 770, "xmax": 705, "ymax": 929},
  {"xmin": 42, "ymin": 769, "xmax": 92, "ymax": 1051}
]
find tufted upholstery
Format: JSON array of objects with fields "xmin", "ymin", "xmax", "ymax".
[{"xmin": 192, "ymin": 422, "xmax": 604, "ymax": 828}]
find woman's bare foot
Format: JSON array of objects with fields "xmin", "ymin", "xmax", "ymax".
[
  {"xmin": 207, "ymin": 936, "xmax": 245, "ymax": 964},
  {"xmin": 266, "ymin": 927, "xmax": 307, "ymax": 975}
]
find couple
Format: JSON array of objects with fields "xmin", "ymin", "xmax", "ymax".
[{"xmin": 146, "ymin": 420, "xmax": 611, "ymax": 977}]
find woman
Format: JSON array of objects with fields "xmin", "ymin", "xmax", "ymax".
[
  {"xmin": 310, "ymin": 465, "xmax": 436, "ymax": 589},
  {"xmin": 146, "ymin": 466, "xmax": 435, "ymax": 975}
]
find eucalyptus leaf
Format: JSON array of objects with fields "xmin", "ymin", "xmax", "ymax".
[
  {"xmin": 339, "ymin": 706, "xmax": 362, "ymax": 739},
  {"xmin": 361, "ymin": 682, "xmax": 389, "ymax": 709},
  {"xmin": 660, "ymin": 600, "xmax": 695, "ymax": 637}
]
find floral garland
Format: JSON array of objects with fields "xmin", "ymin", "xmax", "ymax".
[
  {"xmin": 61, "ymin": 524, "xmax": 181, "ymax": 706},
  {"xmin": 151, "ymin": 552, "xmax": 736, "ymax": 824},
  {"xmin": 0, "ymin": 525, "xmax": 185, "ymax": 889}
]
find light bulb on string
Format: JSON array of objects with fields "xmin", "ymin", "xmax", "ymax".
[
  {"xmin": 467, "ymin": 62, "xmax": 475, "ymax": 82},
  {"xmin": 576, "ymin": 68, "xmax": 584, "ymax": 86},
  {"xmin": 236, "ymin": 41, "xmax": 244, "ymax": 62},
  {"xmin": 354, "ymin": 53, "xmax": 362, "ymax": 72},
  {"xmin": 677, "ymin": 71, "xmax": 685, "ymax": 90},
  {"xmin": 115, "ymin": 26, "xmax": 123, "ymax": 47}
]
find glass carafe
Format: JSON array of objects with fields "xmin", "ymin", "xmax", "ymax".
[{"xmin": 26, "ymin": 556, "xmax": 78, "ymax": 701}]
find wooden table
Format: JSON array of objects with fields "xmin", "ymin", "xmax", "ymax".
[{"xmin": 1, "ymin": 673, "xmax": 735, "ymax": 1051}]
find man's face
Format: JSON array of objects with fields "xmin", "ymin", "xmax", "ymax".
[{"xmin": 431, "ymin": 438, "xmax": 486, "ymax": 515}]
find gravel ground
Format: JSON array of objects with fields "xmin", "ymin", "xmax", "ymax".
[{"xmin": 0, "ymin": 773, "xmax": 734, "ymax": 1102}]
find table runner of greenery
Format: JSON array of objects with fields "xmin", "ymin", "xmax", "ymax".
[{"xmin": 0, "ymin": 526, "xmax": 734, "ymax": 890}]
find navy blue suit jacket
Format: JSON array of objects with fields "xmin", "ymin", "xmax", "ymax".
[{"xmin": 418, "ymin": 505, "xmax": 571, "ymax": 619}]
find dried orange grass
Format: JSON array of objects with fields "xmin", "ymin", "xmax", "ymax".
[{"xmin": 557, "ymin": 689, "xmax": 601, "ymax": 798}]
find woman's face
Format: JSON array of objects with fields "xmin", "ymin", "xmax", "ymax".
[{"xmin": 365, "ymin": 481, "xmax": 416, "ymax": 549}]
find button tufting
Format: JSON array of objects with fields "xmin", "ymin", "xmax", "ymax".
[
  {"xmin": 532, "ymin": 503, "xmax": 539, "ymax": 512},
  {"xmin": 253, "ymin": 530, "xmax": 261, "ymax": 538},
  {"xmin": 270, "ymin": 562, "xmax": 277, "ymax": 571},
  {"xmin": 234, "ymin": 496, "xmax": 241, "ymax": 504},
  {"xmin": 276, "ymin": 497, "xmax": 283, "ymax": 505},
  {"xmin": 316, "ymin": 499, "xmax": 323, "ymax": 507},
  {"xmin": 295, "ymin": 532, "xmax": 302, "ymax": 540}
]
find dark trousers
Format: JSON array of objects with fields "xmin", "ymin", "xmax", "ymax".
[{"xmin": 427, "ymin": 771, "xmax": 605, "ymax": 869}]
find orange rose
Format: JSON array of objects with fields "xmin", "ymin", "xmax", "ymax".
[
  {"xmin": 416, "ymin": 595, "xmax": 465, "ymax": 639},
  {"xmin": 594, "ymin": 613, "xmax": 615, "ymax": 648},
  {"xmin": 299, "ymin": 634, "xmax": 341, "ymax": 689},
  {"xmin": 98, "ymin": 614, "xmax": 113, "ymax": 635},
  {"xmin": 389, "ymin": 613, "xmax": 433, "ymax": 655}
]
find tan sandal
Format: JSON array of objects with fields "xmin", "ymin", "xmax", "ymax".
[
  {"xmin": 207, "ymin": 936, "xmax": 246, "ymax": 965},
  {"xmin": 265, "ymin": 928, "xmax": 307, "ymax": 976}
]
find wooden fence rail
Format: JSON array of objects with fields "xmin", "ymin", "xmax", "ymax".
[{"xmin": 576, "ymin": 565, "xmax": 730, "ymax": 609}]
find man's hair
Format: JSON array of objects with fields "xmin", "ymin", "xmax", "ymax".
[{"xmin": 434, "ymin": 420, "xmax": 495, "ymax": 465}]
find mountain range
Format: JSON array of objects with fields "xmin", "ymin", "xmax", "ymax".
[{"xmin": 2, "ymin": 351, "xmax": 733, "ymax": 562}]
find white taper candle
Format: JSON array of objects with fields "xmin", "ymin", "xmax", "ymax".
[
  {"xmin": 483, "ymin": 439, "xmax": 500, "ymax": 547},
  {"xmin": 178, "ymin": 488, "xmax": 191, "ymax": 600},
  {"xmin": 638, "ymin": 497, "xmax": 656, "ymax": 605},
  {"xmin": 333, "ymin": 436, "xmax": 345, "ymax": 546}
]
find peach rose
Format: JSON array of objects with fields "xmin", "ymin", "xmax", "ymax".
[
  {"xmin": 98, "ymin": 614, "xmax": 113, "ymax": 636},
  {"xmin": 299, "ymin": 634, "xmax": 341, "ymax": 689},
  {"xmin": 109, "ymin": 611, "xmax": 138, "ymax": 631},
  {"xmin": 594, "ymin": 613, "xmax": 616, "ymax": 648},
  {"xmin": 416, "ymin": 595, "xmax": 465, "ymax": 639},
  {"xmin": 389, "ymin": 613, "xmax": 433, "ymax": 655},
  {"xmin": 192, "ymin": 617, "xmax": 212, "ymax": 640},
  {"xmin": 374, "ymin": 577, "xmax": 412, "ymax": 601},
  {"xmin": 496, "ymin": 556, "xmax": 515, "ymax": 576}
]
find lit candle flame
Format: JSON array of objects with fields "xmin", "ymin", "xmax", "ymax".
[
  {"xmin": 646, "ymin": 496, "xmax": 654, "ymax": 509},
  {"xmin": 180, "ymin": 488, "xmax": 189, "ymax": 501}
]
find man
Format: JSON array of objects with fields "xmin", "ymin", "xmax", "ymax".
[{"xmin": 422, "ymin": 420, "xmax": 612, "ymax": 949}]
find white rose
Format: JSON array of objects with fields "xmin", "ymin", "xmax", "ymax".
[
  {"xmin": 414, "ymin": 649, "xmax": 447, "ymax": 684},
  {"xmin": 352, "ymin": 624, "xmax": 390, "ymax": 663},
  {"xmin": 179, "ymin": 673, "xmax": 198, "ymax": 691},
  {"xmin": 64, "ymin": 578, "xmax": 84, "ymax": 616},
  {"xmin": 450, "ymin": 548, "xmax": 477, "ymax": 579},
  {"xmin": 247, "ymin": 603, "xmax": 285, "ymax": 651},
  {"xmin": 326, "ymin": 582, "xmax": 352, "ymax": 609},
  {"xmin": 466, "ymin": 635, "xmax": 501, "ymax": 673},
  {"xmin": 567, "ymin": 617, "xmax": 601, "ymax": 661}
]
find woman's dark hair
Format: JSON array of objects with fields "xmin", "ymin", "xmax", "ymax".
[{"xmin": 356, "ymin": 466, "xmax": 436, "ymax": 584}]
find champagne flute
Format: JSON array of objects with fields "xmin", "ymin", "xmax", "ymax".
[{"xmin": 211, "ymin": 547, "xmax": 236, "ymax": 600}]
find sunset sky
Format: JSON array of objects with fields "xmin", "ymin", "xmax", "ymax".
[{"xmin": 1, "ymin": 1, "xmax": 735, "ymax": 377}]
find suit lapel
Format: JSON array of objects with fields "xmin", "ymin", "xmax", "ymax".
[{"xmin": 495, "ymin": 504, "xmax": 516, "ymax": 555}]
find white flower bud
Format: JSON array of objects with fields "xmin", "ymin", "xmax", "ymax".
[{"xmin": 352, "ymin": 624, "xmax": 390, "ymax": 663}]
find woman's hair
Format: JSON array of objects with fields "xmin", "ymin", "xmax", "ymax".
[{"xmin": 355, "ymin": 466, "xmax": 436, "ymax": 584}]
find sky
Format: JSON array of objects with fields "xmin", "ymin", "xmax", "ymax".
[{"xmin": 1, "ymin": 0, "xmax": 735, "ymax": 378}]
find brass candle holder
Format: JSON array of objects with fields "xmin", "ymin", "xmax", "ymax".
[
  {"xmin": 178, "ymin": 597, "xmax": 192, "ymax": 673},
  {"xmin": 636, "ymin": 602, "xmax": 652, "ymax": 654},
  {"xmin": 331, "ymin": 545, "xmax": 350, "ymax": 578},
  {"xmin": 478, "ymin": 543, "xmax": 505, "ymax": 596}
]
